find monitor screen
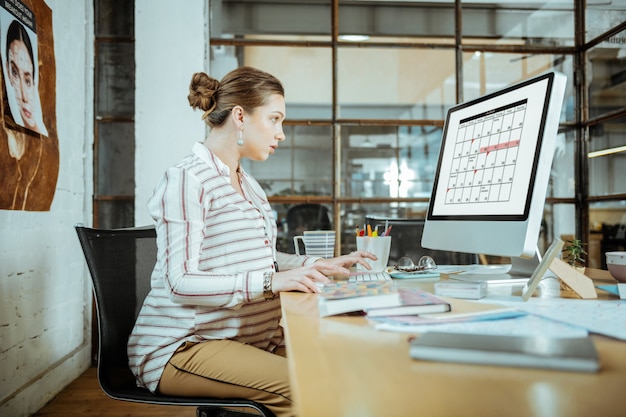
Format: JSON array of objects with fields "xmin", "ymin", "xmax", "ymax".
[{"xmin": 422, "ymin": 71, "xmax": 566, "ymax": 277}]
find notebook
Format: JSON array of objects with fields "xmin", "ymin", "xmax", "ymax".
[
  {"xmin": 410, "ymin": 331, "xmax": 600, "ymax": 373},
  {"xmin": 317, "ymin": 280, "xmax": 399, "ymax": 317},
  {"xmin": 364, "ymin": 287, "xmax": 451, "ymax": 317}
]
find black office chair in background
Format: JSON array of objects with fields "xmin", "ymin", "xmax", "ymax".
[
  {"xmin": 601, "ymin": 223, "xmax": 626, "ymax": 269},
  {"xmin": 365, "ymin": 216, "xmax": 479, "ymax": 266},
  {"xmin": 285, "ymin": 203, "xmax": 332, "ymax": 254},
  {"xmin": 75, "ymin": 225, "xmax": 275, "ymax": 417}
]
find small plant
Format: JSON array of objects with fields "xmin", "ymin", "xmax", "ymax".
[{"xmin": 563, "ymin": 239, "xmax": 587, "ymax": 268}]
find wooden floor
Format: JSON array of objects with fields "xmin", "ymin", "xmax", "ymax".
[{"xmin": 33, "ymin": 367, "xmax": 196, "ymax": 417}]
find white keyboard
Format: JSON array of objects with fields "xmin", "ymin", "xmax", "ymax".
[{"xmin": 348, "ymin": 271, "xmax": 392, "ymax": 282}]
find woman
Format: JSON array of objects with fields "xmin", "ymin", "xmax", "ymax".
[
  {"xmin": 4, "ymin": 19, "xmax": 47, "ymax": 136},
  {"xmin": 128, "ymin": 66, "xmax": 375, "ymax": 417}
]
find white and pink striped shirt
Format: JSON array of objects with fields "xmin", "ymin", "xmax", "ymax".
[{"xmin": 128, "ymin": 142, "xmax": 318, "ymax": 393}]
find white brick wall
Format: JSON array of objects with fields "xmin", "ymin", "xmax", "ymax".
[
  {"xmin": 0, "ymin": 1, "xmax": 210, "ymax": 415},
  {"xmin": 0, "ymin": 1, "xmax": 93, "ymax": 416}
]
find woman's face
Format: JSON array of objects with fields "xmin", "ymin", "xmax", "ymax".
[
  {"xmin": 243, "ymin": 94, "xmax": 286, "ymax": 161},
  {"xmin": 7, "ymin": 39, "xmax": 37, "ymax": 129}
]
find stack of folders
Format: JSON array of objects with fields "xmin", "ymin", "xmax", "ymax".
[{"xmin": 410, "ymin": 332, "xmax": 600, "ymax": 373}]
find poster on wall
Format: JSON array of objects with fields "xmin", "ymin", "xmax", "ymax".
[
  {"xmin": 1, "ymin": 0, "xmax": 47, "ymax": 136},
  {"xmin": 0, "ymin": 0, "xmax": 57, "ymax": 211}
]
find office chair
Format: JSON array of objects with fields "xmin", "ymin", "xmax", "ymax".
[
  {"xmin": 75, "ymin": 225, "xmax": 275, "ymax": 417},
  {"xmin": 285, "ymin": 203, "xmax": 332, "ymax": 254},
  {"xmin": 601, "ymin": 223, "xmax": 626, "ymax": 269}
]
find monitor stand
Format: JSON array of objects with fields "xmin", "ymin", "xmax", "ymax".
[{"xmin": 451, "ymin": 247, "xmax": 555, "ymax": 285}]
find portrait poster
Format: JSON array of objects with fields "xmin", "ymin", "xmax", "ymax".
[{"xmin": 0, "ymin": 0, "xmax": 57, "ymax": 211}]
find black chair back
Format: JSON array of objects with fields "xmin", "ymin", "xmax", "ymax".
[
  {"xmin": 76, "ymin": 226, "xmax": 156, "ymax": 396},
  {"xmin": 75, "ymin": 225, "xmax": 274, "ymax": 415}
]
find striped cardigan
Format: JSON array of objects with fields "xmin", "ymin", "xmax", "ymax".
[{"xmin": 128, "ymin": 142, "xmax": 317, "ymax": 392}]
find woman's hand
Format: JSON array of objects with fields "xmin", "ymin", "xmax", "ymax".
[
  {"xmin": 271, "ymin": 260, "xmax": 351, "ymax": 294},
  {"xmin": 322, "ymin": 250, "xmax": 377, "ymax": 270},
  {"xmin": 270, "ymin": 251, "xmax": 378, "ymax": 295}
]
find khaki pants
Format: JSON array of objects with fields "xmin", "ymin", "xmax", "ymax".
[{"xmin": 158, "ymin": 340, "xmax": 294, "ymax": 417}]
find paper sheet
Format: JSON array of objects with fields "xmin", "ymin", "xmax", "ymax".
[
  {"xmin": 373, "ymin": 313, "xmax": 588, "ymax": 338},
  {"xmin": 490, "ymin": 296, "xmax": 626, "ymax": 340}
]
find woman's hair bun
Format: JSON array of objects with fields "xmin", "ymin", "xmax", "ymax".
[{"xmin": 188, "ymin": 72, "xmax": 220, "ymax": 112}]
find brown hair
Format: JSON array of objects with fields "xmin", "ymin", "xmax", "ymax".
[{"xmin": 188, "ymin": 66, "xmax": 284, "ymax": 128}]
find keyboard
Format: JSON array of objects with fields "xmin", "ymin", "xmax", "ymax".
[{"xmin": 347, "ymin": 271, "xmax": 392, "ymax": 282}]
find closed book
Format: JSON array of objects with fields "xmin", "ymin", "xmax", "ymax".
[
  {"xmin": 410, "ymin": 332, "xmax": 600, "ymax": 373},
  {"xmin": 317, "ymin": 281, "xmax": 400, "ymax": 317},
  {"xmin": 365, "ymin": 288, "xmax": 451, "ymax": 317}
]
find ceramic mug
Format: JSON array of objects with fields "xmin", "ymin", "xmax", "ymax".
[{"xmin": 293, "ymin": 230, "xmax": 336, "ymax": 258}]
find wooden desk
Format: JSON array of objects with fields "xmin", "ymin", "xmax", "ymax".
[{"xmin": 281, "ymin": 270, "xmax": 624, "ymax": 417}]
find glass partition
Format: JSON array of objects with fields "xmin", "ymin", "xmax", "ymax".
[
  {"xmin": 209, "ymin": 0, "xmax": 331, "ymax": 41},
  {"xmin": 462, "ymin": 52, "xmax": 575, "ymax": 122},
  {"xmin": 549, "ymin": 129, "xmax": 576, "ymax": 199},
  {"xmin": 588, "ymin": 115, "xmax": 626, "ymax": 197},
  {"xmin": 587, "ymin": 28, "xmax": 626, "ymax": 119},
  {"xmin": 340, "ymin": 125, "xmax": 441, "ymax": 199},
  {"xmin": 462, "ymin": 1, "xmax": 574, "ymax": 46},
  {"xmin": 338, "ymin": 47, "xmax": 456, "ymax": 120},
  {"xmin": 242, "ymin": 125, "xmax": 333, "ymax": 197},
  {"xmin": 207, "ymin": 1, "xmax": 626, "ymax": 257},
  {"xmin": 586, "ymin": 4, "xmax": 626, "ymax": 42},
  {"xmin": 211, "ymin": 45, "xmax": 333, "ymax": 120},
  {"xmin": 338, "ymin": 0, "xmax": 455, "ymax": 38}
]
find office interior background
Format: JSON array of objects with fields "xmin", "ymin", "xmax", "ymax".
[
  {"xmin": 97, "ymin": 0, "xmax": 626, "ymax": 263},
  {"xmin": 1, "ymin": 1, "xmax": 625, "ymax": 416}
]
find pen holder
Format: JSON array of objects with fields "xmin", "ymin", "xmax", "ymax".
[{"xmin": 356, "ymin": 236, "xmax": 391, "ymax": 272}]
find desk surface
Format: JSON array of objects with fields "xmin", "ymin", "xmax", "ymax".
[{"xmin": 280, "ymin": 269, "xmax": 624, "ymax": 417}]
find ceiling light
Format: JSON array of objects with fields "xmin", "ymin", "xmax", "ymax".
[
  {"xmin": 588, "ymin": 145, "xmax": 626, "ymax": 158},
  {"xmin": 360, "ymin": 137, "xmax": 375, "ymax": 148},
  {"xmin": 339, "ymin": 34, "xmax": 370, "ymax": 42}
]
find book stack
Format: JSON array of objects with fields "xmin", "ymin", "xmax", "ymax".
[
  {"xmin": 365, "ymin": 287, "xmax": 451, "ymax": 317},
  {"xmin": 318, "ymin": 281, "xmax": 400, "ymax": 317},
  {"xmin": 317, "ymin": 281, "xmax": 451, "ymax": 318}
]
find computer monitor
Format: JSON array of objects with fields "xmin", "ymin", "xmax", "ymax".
[{"xmin": 422, "ymin": 71, "xmax": 567, "ymax": 281}]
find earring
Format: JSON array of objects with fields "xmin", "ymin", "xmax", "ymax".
[{"xmin": 237, "ymin": 129, "xmax": 244, "ymax": 146}]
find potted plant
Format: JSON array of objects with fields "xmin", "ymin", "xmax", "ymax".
[{"xmin": 563, "ymin": 239, "xmax": 587, "ymax": 271}]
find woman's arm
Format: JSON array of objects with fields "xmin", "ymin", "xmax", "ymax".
[{"xmin": 149, "ymin": 166, "xmax": 266, "ymax": 308}]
